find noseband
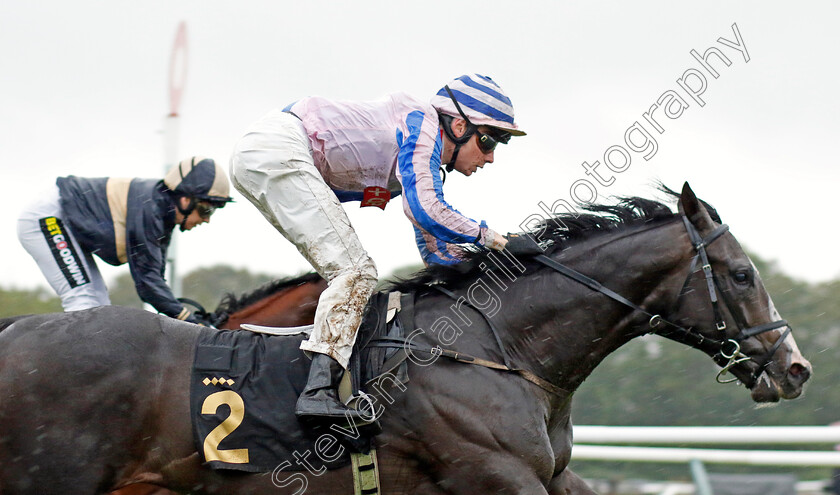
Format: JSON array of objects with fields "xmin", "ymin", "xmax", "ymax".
[{"xmin": 534, "ymin": 215, "xmax": 791, "ymax": 389}]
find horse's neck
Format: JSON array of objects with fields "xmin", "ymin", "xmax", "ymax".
[
  {"xmin": 502, "ymin": 220, "xmax": 689, "ymax": 392},
  {"xmin": 226, "ymin": 286, "xmax": 317, "ymax": 328}
]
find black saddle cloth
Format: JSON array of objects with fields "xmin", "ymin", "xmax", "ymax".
[{"xmin": 189, "ymin": 291, "xmax": 406, "ymax": 473}]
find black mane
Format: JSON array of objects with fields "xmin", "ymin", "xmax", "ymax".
[
  {"xmin": 212, "ymin": 272, "xmax": 323, "ymax": 320},
  {"xmin": 388, "ymin": 188, "xmax": 720, "ymax": 293}
]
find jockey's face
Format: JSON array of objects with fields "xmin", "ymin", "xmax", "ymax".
[
  {"xmin": 174, "ymin": 197, "xmax": 211, "ymax": 231},
  {"xmin": 446, "ymin": 119, "xmax": 496, "ymax": 177}
]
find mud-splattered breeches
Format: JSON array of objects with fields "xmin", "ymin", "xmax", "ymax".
[{"xmin": 230, "ymin": 109, "xmax": 378, "ymax": 368}]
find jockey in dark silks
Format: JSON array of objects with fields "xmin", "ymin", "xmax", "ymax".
[
  {"xmin": 17, "ymin": 156, "xmax": 233, "ymax": 324},
  {"xmin": 230, "ymin": 74, "xmax": 526, "ymax": 425}
]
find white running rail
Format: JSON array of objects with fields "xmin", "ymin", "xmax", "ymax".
[
  {"xmin": 572, "ymin": 444, "xmax": 840, "ymax": 466},
  {"xmin": 574, "ymin": 425, "xmax": 840, "ymax": 445}
]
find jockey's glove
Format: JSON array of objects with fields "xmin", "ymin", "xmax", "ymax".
[
  {"xmin": 504, "ymin": 233, "xmax": 545, "ymax": 257},
  {"xmin": 480, "ymin": 227, "xmax": 508, "ymax": 251}
]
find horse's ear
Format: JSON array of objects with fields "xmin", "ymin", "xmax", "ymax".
[{"xmin": 677, "ymin": 182, "xmax": 715, "ymax": 231}]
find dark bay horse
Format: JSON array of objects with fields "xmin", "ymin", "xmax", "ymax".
[
  {"xmin": 107, "ymin": 273, "xmax": 328, "ymax": 495},
  {"xmin": 0, "ymin": 184, "xmax": 812, "ymax": 494},
  {"xmin": 115, "ymin": 274, "xmax": 592, "ymax": 495}
]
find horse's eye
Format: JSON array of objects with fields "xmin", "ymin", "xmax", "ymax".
[{"xmin": 732, "ymin": 269, "xmax": 751, "ymax": 285}]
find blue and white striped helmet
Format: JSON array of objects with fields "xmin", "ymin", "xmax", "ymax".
[{"xmin": 431, "ymin": 74, "xmax": 525, "ymax": 136}]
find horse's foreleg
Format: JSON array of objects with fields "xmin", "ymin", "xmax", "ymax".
[{"xmin": 548, "ymin": 468, "xmax": 598, "ymax": 495}]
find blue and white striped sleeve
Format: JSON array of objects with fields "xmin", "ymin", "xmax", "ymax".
[{"xmin": 396, "ymin": 110, "xmax": 483, "ymax": 246}]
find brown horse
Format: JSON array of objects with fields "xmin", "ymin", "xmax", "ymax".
[
  {"xmin": 0, "ymin": 184, "xmax": 812, "ymax": 494},
  {"xmin": 211, "ymin": 272, "xmax": 327, "ymax": 330}
]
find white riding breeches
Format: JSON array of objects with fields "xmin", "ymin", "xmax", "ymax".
[
  {"xmin": 230, "ymin": 109, "xmax": 378, "ymax": 369},
  {"xmin": 17, "ymin": 185, "xmax": 111, "ymax": 311}
]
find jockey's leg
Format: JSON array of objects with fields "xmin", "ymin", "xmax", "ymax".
[
  {"xmin": 230, "ymin": 109, "xmax": 378, "ymax": 422},
  {"xmin": 295, "ymin": 260, "xmax": 377, "ymax": 420},
  {"xmin": 16, "ymin": 184, "xmax": 111, "ymax": 311}
]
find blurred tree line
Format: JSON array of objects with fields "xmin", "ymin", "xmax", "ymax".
[
  {"xmin": 106, "ymin": 264, "xmax": 280, "ymax": 312},
  {"xmin": 0, "ymin": 262, "xmax": 425, "ymax": 318},
  {"xmin": 0, "ymin": 256, "xmax": 836, "ymax": 482}
]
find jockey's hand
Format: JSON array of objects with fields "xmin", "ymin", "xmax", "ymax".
[
  {"xmin": 504, "ymin": 233, "xmax": 545, "ymax": 257},
  {"xmin": 481, "ymin": 228, "xmax": 508, "ymax": 251}
]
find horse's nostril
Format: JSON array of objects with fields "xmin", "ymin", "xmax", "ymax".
[{"xmin": 788, "ymin": 363, "xmax": 811, "ymax": 382}]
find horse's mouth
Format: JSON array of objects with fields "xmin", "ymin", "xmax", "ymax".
[{"xmin": 748, "ymin": 365, "xmax": 809, "ymax": 403}]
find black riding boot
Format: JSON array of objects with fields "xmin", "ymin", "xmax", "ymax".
[{"xmin": 295, "ymin": 353, "xmax": 369, "ymax": 424}]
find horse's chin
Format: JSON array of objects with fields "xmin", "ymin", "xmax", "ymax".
[
  {"xmin": 750, "ymin": 383, "xmax": 779, "ymax": 403},
  {"xmin": 749, "ymin": 370, "xmax": 806, "ymax": 402}
]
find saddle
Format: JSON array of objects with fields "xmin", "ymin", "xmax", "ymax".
[
  {"xmin": 240, "ymin": 290, "xmax": 410, "ymax": 404},
  {"xmin": 189, "ymin": 290, "xmax": 412, "ymax": 473}
]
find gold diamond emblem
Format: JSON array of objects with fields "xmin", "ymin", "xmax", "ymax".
[{"xmin": 203, "ymin": 376, "xmax": 236, "ymax": 386}]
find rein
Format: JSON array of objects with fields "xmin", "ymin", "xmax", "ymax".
[{"xmin": 533, "ymin": 215, "xmax": 789, "ymax": 388}]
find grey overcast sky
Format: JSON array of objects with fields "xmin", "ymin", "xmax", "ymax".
[{"xmin": 2, "ymin": 1, "xmax": 838, "ymax": 291}]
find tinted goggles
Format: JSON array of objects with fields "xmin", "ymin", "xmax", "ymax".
[
  {"xmin": 476, "ymin": 128, "xmax": 511, "ymax": 154},
  {"xmin": 195, "ymin": 202, "xmax": 218, "ymax": 219}
]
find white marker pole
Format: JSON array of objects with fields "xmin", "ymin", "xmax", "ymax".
[{"xmin": 164, "ymin": 22, "xmax": 187, "ymax": 297}]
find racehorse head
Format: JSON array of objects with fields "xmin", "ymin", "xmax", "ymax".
[{"xmin": 659, "ymin": 183, "xmax": 812, "ymax": 402}]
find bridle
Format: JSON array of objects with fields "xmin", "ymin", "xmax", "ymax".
[{"xmin": 533, "ymin": 215, "xmax": 791, "ymax": 389}]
